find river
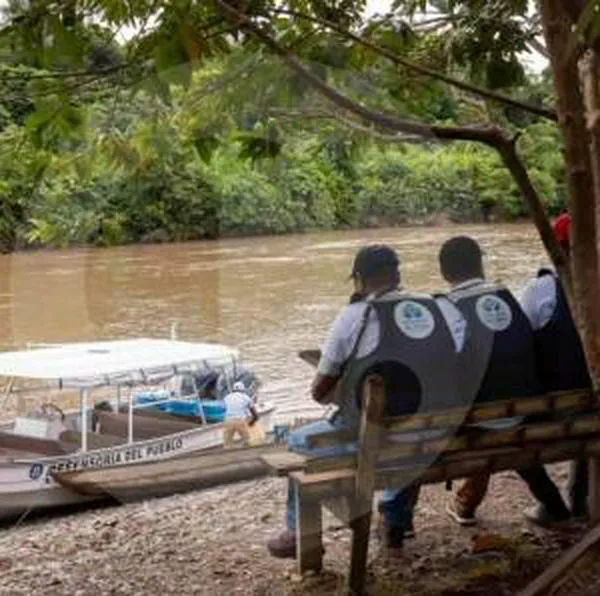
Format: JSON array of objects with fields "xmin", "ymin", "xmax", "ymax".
[{"xmin": 0, "ymin": 223, "xmax": 550, "ymax": 422}]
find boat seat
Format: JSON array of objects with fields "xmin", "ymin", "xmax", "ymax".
[
  {"xmin": 0, "ymin": 430, "xmax": 69, "ymax": 456},
  {"xmin": 94, "ymin": 410, "xmax": 202, "ymax": 440},
  {"xmin": 59, "ymin": 430, "xmax": 125, "ymax": 450}
]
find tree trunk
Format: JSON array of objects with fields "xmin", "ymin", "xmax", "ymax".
[
  {"xmin": 541, "ymin": 0, "xmax": 600, "ymax": 384},
  {"xmin": 580, "ymin": 50, "xmax": 600, "ymax": 257}
]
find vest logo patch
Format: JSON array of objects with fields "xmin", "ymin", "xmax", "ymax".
[
  {"xmin": 475, "ymin": 295, "xmax": 513, "ymax": 331},
  {"xmin": 394, "ymin": 301, "xmax": 435, "ymax": 339}
]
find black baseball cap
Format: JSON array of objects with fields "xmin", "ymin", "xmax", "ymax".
[{"xmin": 349, "ymin": 244, "xmax": 400, "ymax": 280}]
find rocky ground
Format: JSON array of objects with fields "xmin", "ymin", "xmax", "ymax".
[{"xmin": 0, "ymin": 463, "xmax": 589, "ymax": 596}]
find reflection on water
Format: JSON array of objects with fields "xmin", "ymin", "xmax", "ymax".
[{"xmin": 0, "ymin": 224, "xmax": 549, "ymax": 421}]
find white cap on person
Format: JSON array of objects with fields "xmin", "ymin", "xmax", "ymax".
[{"xmin": 233, "ymin": 381, "xmax": 246, "ymax": 392}]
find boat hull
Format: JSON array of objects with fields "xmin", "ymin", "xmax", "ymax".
[
  {"xmin": 0, "ymin": 406, "xmax": 276, "ymax": 521},
  {"xmin": 54, "ymin": 442, "xmax": 286, "ymax": 502}
]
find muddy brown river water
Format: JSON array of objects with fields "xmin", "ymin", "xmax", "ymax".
[{"xmin": 0, "ymin": 223, "xmax": 550, "ymax": 422}]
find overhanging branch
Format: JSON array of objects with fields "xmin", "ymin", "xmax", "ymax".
[
  {"xmin": 268, "ymin": 8, "xmax": 557, "ymax": 122},
  {"xmin": 268, "ymin": 107, "xmax": 426, "ymax": 142},
  {"xmin": 215, "ymin": 0, "xmax": 505, "ymax": 146}
]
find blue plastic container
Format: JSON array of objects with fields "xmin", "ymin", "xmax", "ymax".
[
  {"xmin": 157, "ymin": 400, "xmax": 201, "ymax": 417},
  {"xmin": 198, "ymin": 400, "xmax": 226, "ymax": 423},
  {"xmin": 135, "ymin": 390, "xmax": 171, "ymax": 405}
]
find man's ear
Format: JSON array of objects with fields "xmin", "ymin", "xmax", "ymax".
[{"xmin": 354, "ymin": 273, "xmax": 365, "ymax": 294}]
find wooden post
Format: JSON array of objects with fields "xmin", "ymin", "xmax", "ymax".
[
  {"xmin": 349, "ymin": 375, "xmax": 386, "ymax": 596},
  {"xmin": 295, "ymin": 479, "xmax": 323, "ymax": 573},
  {"xmin": 589, "ymin": 457, "xmax": 600, "ymax": 522}
]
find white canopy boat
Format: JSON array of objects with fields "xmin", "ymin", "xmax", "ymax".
[{"xmin": 0, "ymin": 338, "xmax": 276, "ymax": 520}]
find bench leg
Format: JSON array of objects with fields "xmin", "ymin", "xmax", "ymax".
[
  {"xmin": 349, "ymin": 511, "xmax": 372, "ymax": 596},
  {"xmin": 589, "ymin": 456, "xmax": 600, "ymax": 522},
  {"xmin": 295, "ymin": 482, "xmax": 323, "ymax": 574}
]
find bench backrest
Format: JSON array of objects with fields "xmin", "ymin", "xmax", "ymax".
[{"xmin": 304, "ymin": 380, "xmax": 599, "ymax": 484}]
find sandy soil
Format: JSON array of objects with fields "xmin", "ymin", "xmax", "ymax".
[{"xmin": 0, "ymin": 463, "xmax": 589, "ymax": 596}]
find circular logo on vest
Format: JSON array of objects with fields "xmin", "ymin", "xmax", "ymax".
[
  {"xmin": 475, "ymin": 294, "xmax": 513, "ymax": 331},
  {"xmin": 394, "ymin": 301, "xmax": 435, "ymax": 339}
]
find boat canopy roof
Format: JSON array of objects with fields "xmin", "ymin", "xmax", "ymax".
[{"xmin": 0, "ymin": 339, "xmax": 239, "ymax": 388}]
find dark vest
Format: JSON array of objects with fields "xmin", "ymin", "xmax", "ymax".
[
  {"xmin": 449, "ymin": 281, "xmax": 541, "ymax": 403},
  {"xmin": 534, "ymin": 270, "xmax": 591, "ymax": 392},
  {"xmin": 336, "ymin": 291, "xmax": 462, "ymax": 424}
]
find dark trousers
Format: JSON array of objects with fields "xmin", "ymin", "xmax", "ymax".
[
  {"xmin": 381, "ymin": 484, "xmax": 421, "ymax": 530},
  {"xmin": 569, "ymin": 459, "xmax": 589, "ymax": 516},
  {"xmin": 520, "ymin": 464, "xmax": 571, "ymax": 519}
]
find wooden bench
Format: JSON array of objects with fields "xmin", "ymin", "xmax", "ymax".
[{"xmin": 262, "ymin": 378, "xmax": 600, "ymax": 595}]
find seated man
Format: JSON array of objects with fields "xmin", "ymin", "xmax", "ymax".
[
  {"xmin": 267, "ymin": 244, "xmax": 466, "ymax": 558},
  {"xmin": 440, "ymin": 236, "xmax": 572, "ymax": 526},
  {"xmin": 520, "ymin": 213, "xmax": 592, "ymax": 524}
]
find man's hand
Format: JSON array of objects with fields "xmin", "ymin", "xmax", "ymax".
[
  {"xmin": 248, "ymin": 405, "xmax": 259, "ymax": 426},
  {"xmin": 311, "ymin": 373, "xmax": 339, "ymax": 404}
]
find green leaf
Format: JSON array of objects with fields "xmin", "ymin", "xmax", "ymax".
[
  {"xmin": 154, "ymin": 37, "xmax": 193, "ymax": 89},
  {"xmin": 192, "ymin": 133, "xmax": 220, "ymax": 163}
]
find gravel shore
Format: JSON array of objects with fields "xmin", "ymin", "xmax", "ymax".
[{"xmin": 0, "ymin": 463, "xmax": 588, "ymax": 596}]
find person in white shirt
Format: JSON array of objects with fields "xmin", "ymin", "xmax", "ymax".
[
  {"xmin": 439, "ymin": 236, "xmax": 571, "ymax": 527},
  {"xmin": 519, "ymin": 214, "xmax": 591, "ymax": 524},
  {"xmin": 267, "ymin": 244, "xmax": 467, "ymax": 558},
  {"xmin": 223, "ymin": 381, "xmax": 258, "ymax": 448}
]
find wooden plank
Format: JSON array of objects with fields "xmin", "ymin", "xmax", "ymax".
[
  {"xmin": 590, "ymin": 458, "xmax": 600, "ymax": 524},
  {"xmin": 350, "ymin": 376, "xmax": 386, "ymax": 596},
  {"xmin": 295, "ymin": 480, "xmax": 323, "ymax": 574},
  {"xmin": 518, "ymin": 524, "xmax": 600, "ymax": 596},
  {"xmin": 384, "ymin": 390, "xmax": 595, "ymax": 432},
  {"xmin": 307, "ymin": 391, "xmax": 596, "ymax": 447},
  {"xmin": 306, "ymin": 421, "xmax": 592, "ymax": 475},
  {"xmin": 260, "ymin": 452, "xmax": 308, "ymax": 476},
  {"xmin": 307, "ymin": 415, "xmax": 600, "ymax": 472},
  {"xmin": 294, "ymin": 438, "xmax": 600, "ymax": 500}
]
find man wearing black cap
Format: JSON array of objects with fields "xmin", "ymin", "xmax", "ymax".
[{"xmin": 267, "ymin": 244, "xmax": 467, "ymax": 558}]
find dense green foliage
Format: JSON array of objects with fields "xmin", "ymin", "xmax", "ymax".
[
  {"xmin": 0, "ymin": 0, "xmax": 566, "ymax": 250},
  {"xmin": 0, "ymin": 89, "xmax": 566, "ymax": 250}
]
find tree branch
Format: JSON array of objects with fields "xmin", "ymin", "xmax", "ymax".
[
  {"xmin": 0, "ymin": 63, "xmax": 131, "ymax": 80},
  {"xmin": 215, "ymin": 0, "xmax": 507, "ymax": 146},
  {"xmin": 268, "ymin": 107, "xmax": 426, "ymax": 142},
  {"xmin": 495, "ymin": 138, "xmax": 571, "ymax": 286},
  {"xmin": 528, "ymin": 38, "xmax": 550, "ymax": 59},
  {"xmin": 267, "ymin": 8, "xmax": 558, "ymax": 122}
]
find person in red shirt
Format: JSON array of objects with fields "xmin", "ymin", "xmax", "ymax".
[{"xmin": 553, "ymin": 211, "xmax": 571, "ymax": 253}]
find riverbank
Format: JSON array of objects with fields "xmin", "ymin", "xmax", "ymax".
[
  {"xmin": 1, "ymin": 215, "xmax": 533, "ymax": 255},
  {"xmin": 0, "ymin": 462, "xmax": 587, "ymax": 595}
]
